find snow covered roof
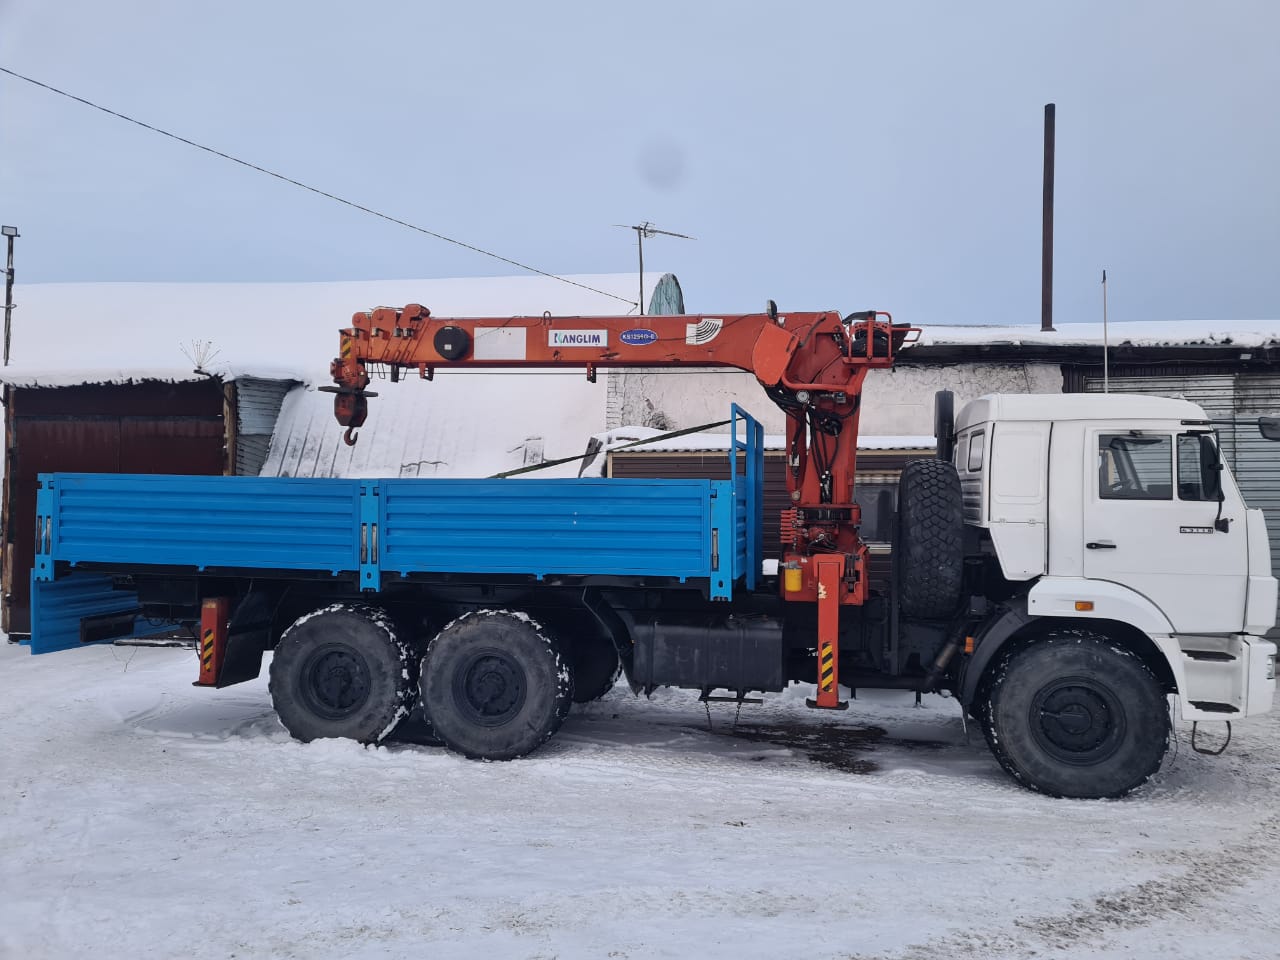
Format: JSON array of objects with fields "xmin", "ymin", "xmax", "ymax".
[
  {"xmin": 262, "ymin": 373, "xmax": 608, "ymax": 480},
  {"xmin": 0, "ymin": 273, "xmax": 659, "ymax": 388},
  {"xmin": 908, "ymin": 318, "xmax": 1280, "ymax": 352}
]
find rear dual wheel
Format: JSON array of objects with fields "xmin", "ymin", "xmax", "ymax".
[
  {"xmin": 569, "ymin": 637, "xmax": 621, "ymax": 704},
  {"xmin": 419, "ymin": 610, "xmax": 573, "ymax": 761},
  {"xmin": 269, "ymin": 604, "xmax": 415, "ymax": 743}
]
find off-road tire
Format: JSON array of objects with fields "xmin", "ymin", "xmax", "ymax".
[
  {"xmin": 896, "ymin": 459, "xmax": 964, "ymax": 619},
  {"xmin": 420, "ymin": 610, "xmax": 573, "ymax": 760},
  {"xmin": 269, "ymin": 604, "xmax": 414, "ymax": 743},
  {"xmin": 570, "ymin": 638, "xmax": 622, "ymax": 704},
  {"xmin": 980, "ymin": 631, "xmax": 1170, "ymax": 798}
]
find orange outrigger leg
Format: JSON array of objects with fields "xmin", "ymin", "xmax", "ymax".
[{"xmin": 807, "ymin": 555, "xmax": 849, "ymax": 710}]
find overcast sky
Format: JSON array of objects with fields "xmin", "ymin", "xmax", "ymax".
[{"xmin": 2, "ymin": 1, "xmax": 1277, "ymax": 325}]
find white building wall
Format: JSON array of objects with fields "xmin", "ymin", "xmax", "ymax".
[{"xmin": 606, "ymin": 362, "xmax": 1063, "ymax": 435}]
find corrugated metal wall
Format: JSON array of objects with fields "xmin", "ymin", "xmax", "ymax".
[
  {"xmin": 234, "ymin": 377, "xmax": 294, "ymax": 476},
  {"xmin": 2, "ymin": 380, "xmax": 226, "ymax": 634},
  {"xmin": 1082, "ymin": 371, "xmax": 1280, "ymax": 636}
]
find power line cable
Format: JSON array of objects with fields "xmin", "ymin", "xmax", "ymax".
[{"xmin": 0, "ymin": 65, "xmax": 637, "ymax": 308}]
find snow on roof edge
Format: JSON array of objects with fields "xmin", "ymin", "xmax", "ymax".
[
  {"xmin": 0, "ymin": 362, "xmax": 308, "ymax": 389},
  {"xmin": 907, "ymin": 317, "xmax": 1280, "ymax": 350}
]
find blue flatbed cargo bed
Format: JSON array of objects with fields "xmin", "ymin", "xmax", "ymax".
[{"xmin": 30, "ymin": 408, "xmax": 764, "ymax": 654}]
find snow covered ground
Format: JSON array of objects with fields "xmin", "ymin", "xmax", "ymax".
[{"xmin": 2, "ymin": 638, "xmax": 1278, "ymax": 960}]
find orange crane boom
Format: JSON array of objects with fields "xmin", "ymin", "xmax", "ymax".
[{"xmin": 328, "ymin": 303, "xmax": 917, "ymax": 707}]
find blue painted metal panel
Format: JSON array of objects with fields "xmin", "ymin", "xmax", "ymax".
[
  {"xmin": 731, "ymin": 404, "xmax": 764, "ymax": 591},
  {"xmin": 379, "ymin": 477, "xmax": 715, "ymax": 580},
  {"xmin": 34, "ymin": 407, "xmax": 767, "ymax": 602},
  {"xmin": 708, "ymin": 481, "xmax": 734, "ymax": 599},
  {"xmin": 41, "ymin": 473, "xmax": 362, "ymax": 574},
  {"xmin": 29, "ymin": 571, "xmax": 170, "ymax": 654},
  {"xmin": 359, "ymin": 480, "xmax": 381, "ymax": 590},
  {"xmin": 34, "ymin": 479, "xmax": 54, "ymax": 581}
]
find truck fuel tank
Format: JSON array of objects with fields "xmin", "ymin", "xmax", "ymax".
[{"xmin": 630, "ymin": 615, "xmax": 785, "ymax": 694}]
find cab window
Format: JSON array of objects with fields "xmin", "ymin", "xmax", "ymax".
[
  {"xmin": 1098, "ymin": 434, "xmax": 1172, "ymax": 500},
  {"xmin": 967, "ymin": 432, "xmax": 985, "ymax": 472},
  {"xmin": 1177, "ymin": 433, "xmax": 1222, "ymax": 501}
]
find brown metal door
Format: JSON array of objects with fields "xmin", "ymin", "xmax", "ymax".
[{"xmin": 3, "ymin": 381, "xmax": 225, "ymax": 635}]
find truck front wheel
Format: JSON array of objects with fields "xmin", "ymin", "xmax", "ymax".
[
  {"xmin": 269, "ymin": 604, "xmax": 415, "ymax": 744},
  {"xmin": 420, "ymin": 610, "xmax": 573, "ymax": 760},
  {"xmin": 980, "ymin": 631, "xmax": 1169, "ymax": 798}
]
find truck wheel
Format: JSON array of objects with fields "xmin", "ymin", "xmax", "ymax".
[
  {"xmin": 420, "ymin": 610, "xmax": 573, "ymax": 760},
  {"xmin": 896, "ymin": 459, "xmax": 964, "ymax": 619},
  {"xmin": 269, "ymin": 604, "xmax": 414, "ymax": 744},
  {"xmin": 980, "ymin": 631, "xmax": 1170, "ymax": 798},
  {"xmin": 571, "ymin": 638, "xmax": 622, "ymax": 703}
]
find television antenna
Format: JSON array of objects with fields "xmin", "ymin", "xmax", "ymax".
[{"xmin": 614, "ymin": 222, "xmax": 694, "ymax": 315}]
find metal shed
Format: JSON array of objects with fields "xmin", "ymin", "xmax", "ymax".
[{"xmin": 1, "ymin": 372, "xmax": 297, "ymax": 634}]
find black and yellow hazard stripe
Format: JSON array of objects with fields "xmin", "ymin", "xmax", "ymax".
[
  {"xmin": 201, "ymin": 629, "xmax": 215, "ymax": 672},
  {"xmin": 340, "ymin": 336, "xmax": 353, "ymax": 359},
  {"xmin": 819, "ymin": 641, "xmax": 835, "ymax": 692}
]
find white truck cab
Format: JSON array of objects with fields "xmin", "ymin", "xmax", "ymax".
[{"xmin": 953, "ymin": 393, "xmax": 1277, "ymax": 724}]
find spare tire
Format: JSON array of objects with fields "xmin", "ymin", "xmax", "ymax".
[{"xmin": 896, "ymin": 459, "xmax": 964, "ymax": 619}]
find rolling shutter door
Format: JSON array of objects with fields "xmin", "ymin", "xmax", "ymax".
[
  {"xmin": 234, "ymin": 377, "xmax": 294, "ymax": 476},
  {"xmin": 1233, "ymin": 376, "xmax": 1280, "ymax": 638}
]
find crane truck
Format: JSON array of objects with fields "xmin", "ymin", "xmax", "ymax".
[{"xmin": 29, "ymin": 304, "xmax": 1279, "ymax": 798}]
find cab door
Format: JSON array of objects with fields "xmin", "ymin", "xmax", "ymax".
[{"xmin": 1081, "ymin": 429, "xmax": 1248, "ymax": 633}]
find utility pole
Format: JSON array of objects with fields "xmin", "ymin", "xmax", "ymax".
[
  {"xmin": 1101, "ymin": 269, "xmax": 1110, "ymax": 393},
  {"xmin": 2, "ymin": 225, "xmax": 17, "ymax": 367},
  {"xmin": 1041, "ymin": 104, "xmax": 1055, "ymax": 333},
  {"xmin": 615, "ymin": 222, "xmax": 693, "ymax": 315}
]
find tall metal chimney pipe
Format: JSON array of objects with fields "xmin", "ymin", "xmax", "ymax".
[{"xmin": 1041, "ymin": 103, "xmax": 1056, "ymax": 332}]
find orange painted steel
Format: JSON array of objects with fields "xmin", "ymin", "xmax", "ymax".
[
  {"xmin": 810, "ymin": 554, "xmax": 848, "ymax": 710},
  {"xmin": 329, "ymin": 304, "xmax": 918, "ymax": 703},
  {"xmin": 194, "ymin": 596, "xmax": 230, "ymax": 687}
]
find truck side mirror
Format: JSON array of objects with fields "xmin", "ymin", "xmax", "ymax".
[
  {"xmin": 1198, "ymin": 434, "xmax": 1222, "ymax": 501},
  {"xmin": 1260, "ymin": 415, "xmax": 1280, "ymax": 441}
]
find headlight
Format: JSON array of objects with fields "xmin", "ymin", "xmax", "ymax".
[{"xmin": 1267, "ymin": 654, "xmax": 1276, "ymax": 681}]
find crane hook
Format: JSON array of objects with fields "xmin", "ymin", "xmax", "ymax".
[{"xmin": 343, "ymin": 426, "xmax": 359, "ymax": 446}]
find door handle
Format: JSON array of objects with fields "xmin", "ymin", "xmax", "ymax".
[{"xmin": 1086, "ymin": 541, "xmax": 1116, "ymax": 550}]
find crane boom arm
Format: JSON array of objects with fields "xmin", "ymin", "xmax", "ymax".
[{"xmin": 327, "ymin": 303, "xmax": 918, "ymax": 699}]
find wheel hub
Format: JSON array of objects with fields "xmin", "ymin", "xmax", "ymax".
[
  {"xmin": 1030, "ymin": 678, "xmax": 1126, "ymax": 765},
  {"xmin": 454, "ymin": 650, "xmax": 526, "ymax": 726},
  {"xmin": 301, "ymin": 645, "xmax": 372, "ymax": 720}
]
